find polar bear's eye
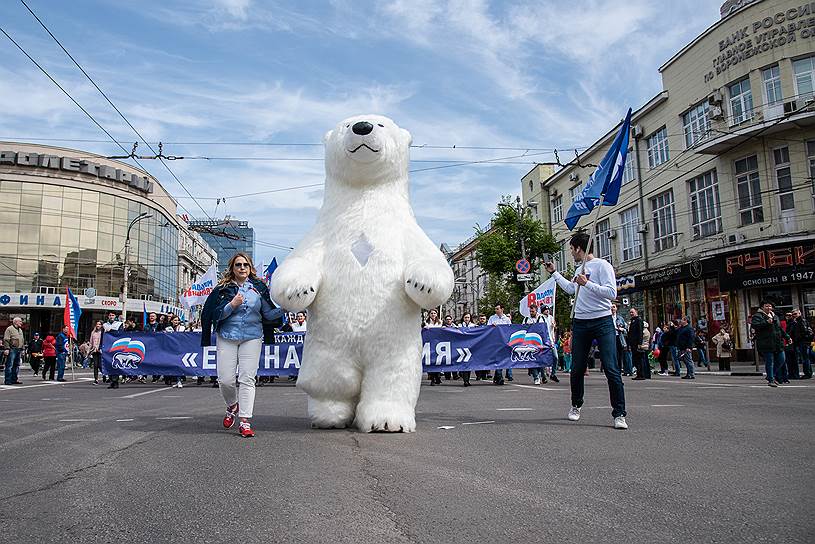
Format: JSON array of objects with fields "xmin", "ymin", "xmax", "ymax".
[
  {"xmin": 346, "ymin": 124, "xmax": 350, "ymax": 128},
  {"xmin": 377, "ymin": 124, "xmax": 384, "ymax": 127}
]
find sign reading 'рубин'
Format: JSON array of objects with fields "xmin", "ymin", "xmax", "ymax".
[
  {"xmin": 0, "ymin": 150, "xmax": 154, "ymax": 194},
  {"xmin": 719, "ymin": 242, "xmax": 815, "ymax": 290}
]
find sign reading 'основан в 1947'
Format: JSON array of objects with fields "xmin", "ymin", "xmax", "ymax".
[
  {"xmin": 0, "ymin": 150, "xmax": 154, "ymax": 193},
  {"xmin": 719, "ymin": 242, "xmax": 815, "ymax": 290}
]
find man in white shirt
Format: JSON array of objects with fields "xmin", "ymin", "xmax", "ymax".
[
  {"xmin": 544, "ymin": 232, "xmax": 628, "ymax": 430},
  {"xmin": 488, "ymin": 303, "xmax": 512, "ymax": 385}
]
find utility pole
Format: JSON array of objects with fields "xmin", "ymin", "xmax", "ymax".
[
  {"xmin": 500, "ymin": 196, "xmax": 537, "ymax": 294},
  {"xmin": 122, "ymin": 212, "xmax": 153, "ymax": 322}
]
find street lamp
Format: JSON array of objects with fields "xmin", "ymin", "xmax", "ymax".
[{"xmin": 122, "ymin": 212, "xmax": 153, "ymax": 321}]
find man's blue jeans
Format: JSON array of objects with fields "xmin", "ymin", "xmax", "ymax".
[
  {"xmin": 697, "ymin": 346, "xmax": 708, "ymax": 367},
  {"xmin": 3, "ymin": 348, "xmax": 21, "ymax": 384},
  {"xmin": 56, "ymin": 352, "xmax": 67, "ymax": 380},
  {"xmin": 681, "ymin": 350, "xmax": 694, "ymax": 376},
  {"xmin": 761, "ymin": 351, "xmax": 786, "ymax": 383},
  {"xmin": 569, "ymin": 316, "xmax": 626, "ymax": 418},
  {"xmin": 623, "ymin": 350, "xmax": 633, "ymax": 374},
  {"xmin": 796, "ymin": 344, "xmax": 812, "ymax": 378}
]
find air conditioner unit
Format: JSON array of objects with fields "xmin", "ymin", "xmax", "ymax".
[
  {"xmin": 631, "ymin": 124, "xmax": 644, "ymax": 138},
  {"xmin": 783, "ymin": 100, "xmax": 798, "ymax": 114},
  {"xmin": 637, "ymin": 223, "xmax": 649, "ymax": 233},
  {"xmin": 710, "ymin": 105, "xmax": 724, "ymax": 119},
  {"xmin": 708, "ymin": 91, "xmax": 724, "ymax": 105},
  {"xmin": 727, "ymin": 233, "xmax": 746, "ymax": 244},
  {"xmin": 606, "ymin": 230, "xmax": 617, "ymax": 239},
  {"xmin": 568, "ymin": 172, "xmax": 579, "ymax": 182}
]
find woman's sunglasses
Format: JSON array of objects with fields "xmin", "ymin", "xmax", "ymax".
[{"xmin": 233, "ymin": 262, "xmax": 250, "ymax": 269}]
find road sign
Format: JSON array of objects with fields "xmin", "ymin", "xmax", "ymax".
[
  {"xmin": 516, "ymin": 273, "xmax": 534, "ymax": 281},
  {"xmin": 515, "ymin": 259, "xmax": 530, "ymax": 273}
]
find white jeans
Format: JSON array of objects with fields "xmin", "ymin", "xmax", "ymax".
[{"xmin": 216, "ymin": 336, "xmax": 262, "ymax": 418}]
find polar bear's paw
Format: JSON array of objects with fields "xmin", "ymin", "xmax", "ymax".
[
  {"xmin": 404, "ymin": 260, "xmax": 453, "ymax": 310},
  {"xmin": 308, "ymin": 397, "xmax": 355, "ymax": 429},
  {"xmin": 354, "ymin": 401, "xmax": 416, "ymax": 433},
  {"xmin": 269, "ymin": 259, "xmax": 321, "ymax": 311}
]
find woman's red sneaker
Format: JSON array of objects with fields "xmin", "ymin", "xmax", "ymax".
[
  {"xmin": 239, "ymin": 421, "xmax": 254, "ymax": 438},
  {"xmin": 223, "ymin": 403, "xmax": 239, "ymax": 428}
]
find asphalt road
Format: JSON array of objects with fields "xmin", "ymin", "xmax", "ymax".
[{"xmin": 0, "ymin": 370, "xmax": 813, "ymax": 544}]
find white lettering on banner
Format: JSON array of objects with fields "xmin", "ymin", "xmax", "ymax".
[
  {"xmin": 421, "ymin": 342, "xmax": 431, "ymax": 366},
  {"xmin": 263, "ymin": 345, "xmax": 301, "ymax": 369},
  {"xmin": 283, "ymin": 346, "xmax": 300, "ymax": 369},
  {"xmin": 264, "ymin": 345, "xmax": 277, "ymax": 369},
  {"xmin": 436, "ymin": 342, "xmax": 451, "ymax": 366},
  {"xmin": 203, "ymin": 347, "xmax": 217, "ymax": 369}
]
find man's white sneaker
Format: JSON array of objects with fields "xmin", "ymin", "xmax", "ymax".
[
  {"xmin": 567, "ymin": 407, "xmax": 581, "ymax": 421},
  {"xmin": 614, "ymin": 416, "xmax": 628, "ymax": 430},
  {"xmin": 533, "ymin": 377, "xmax": 541, "ymax": 385}
]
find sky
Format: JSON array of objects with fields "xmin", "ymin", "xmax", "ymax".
[{"xmin": 0, "ymin": 0, "xmax": 720, "ymax": 269}]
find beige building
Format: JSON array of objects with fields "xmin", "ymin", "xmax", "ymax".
[
  {"xmin": 440, "ymin": 234, "xmax": 488, "ymax": 320},
  {"xmin": 534, "ymin": 0, "xmax": 815, "ymax": 356}
]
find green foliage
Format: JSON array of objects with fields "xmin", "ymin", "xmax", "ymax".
[
  {"xmin": 478, "ymin": 274, "xmax": 515, "ymax": 319},
  {"xmin": 554, "ymin": 263, "xmax": 575, "ymax": 331}
]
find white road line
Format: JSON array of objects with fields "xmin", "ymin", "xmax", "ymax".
[
  {"xmin": 437, "ymin": 425, "xmax": 455, "ymax": 430},
  {"xmin": 651, "ymin": 404, "xmax": 685, "ymax": 407},
  {"xmin": 120, "ymin": 388, "xmax": 170, "ymax": 399},
  {"xmin": 59, "ymin": 418, "xmax": 98, "ymax": 422},
  {"xmin": 512, "ymin": 384, "xmax": 566, "ymax": 391},
  {"xmin": 161, "ymin": 395, "xmax": 182, "ymax": 398},
  {"xmin": 462, "ymin": 421, "xmax": 495, "ymax": 425},
  {"xmin": 156, "ymin": 416, "xmax": 192, "ymax": 420},
  {"xmin": 116, "ymin": 418, "xmax": 135, "ymax": 422},
  {"xmin": 496, "ymin": 408, "xmax": 534, "ymax": 411}
]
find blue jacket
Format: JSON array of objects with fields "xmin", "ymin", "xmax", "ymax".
[
  {"xmin": 676, "ymin": 325, "xmax": 695, "ymax": 350},
  {"xmin": 200, "ymin": 277, "xmax": 284, "ymax": 347},
  {"xmin": 56, "ymin": 332, "xmax": 69, "ymax": 354}
]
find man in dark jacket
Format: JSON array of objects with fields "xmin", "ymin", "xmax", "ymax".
[
  {"xmin": 788, "ymin": 309, "xmax": 813, "ymax": 379},
  {"xmin": 28, "ymin": 332, "xmax": 43, "ymax": 375},
  {"xmin": 751, "ymin": 300, "xmax": 791, "ymax": 387},
  {"xmin": 675, "ymin": 316, "xmax": 695, "ymax": 379},
  {"xmin": 627, "ymin": 309, "xmax": 648, "ymax": 380}
]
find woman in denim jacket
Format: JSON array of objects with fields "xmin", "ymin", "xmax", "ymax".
[{"xmin": 201, "ymin": 252, "xmax": 284, "ymax": 437}]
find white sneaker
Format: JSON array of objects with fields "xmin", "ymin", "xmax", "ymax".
[
  {"xmin": 567, "ymin": 407, "xmax": 581, "ymax": 421},
  {"xmin": 614, "ymin": 416, "xmax": 628, "ymax": 430},
  {"xmin": 176, "ymin": 381, "xmax": 183, "ymax": 389},
  {"xmin": 533, "ymin": 377, "xmax": 541, "ymax": 385}
]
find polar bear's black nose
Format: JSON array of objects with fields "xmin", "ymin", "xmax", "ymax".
[{"xmin": 352, "ymin": 121, "xmax": 373, "ymax": 135}]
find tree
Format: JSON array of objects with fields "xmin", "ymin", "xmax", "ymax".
[
  {"xmin": 475, "ymin": 196, "xmax": 559, "ymax": 322},
  {"xmin": 553, "ymin": 263, "xmax": 575, "ymax": 332}
]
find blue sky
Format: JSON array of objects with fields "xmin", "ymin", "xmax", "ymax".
[{"xmin": 1, "ymin": 0, "xmax": 718, "ymax": 268}]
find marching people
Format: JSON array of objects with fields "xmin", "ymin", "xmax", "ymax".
[
  {"xmin": 458, "ymin": 312, "xmax": 476, "ymax": 386},
  {"xmin": 751, "ymin": 300, "xmax": 791, "ymax": 387},
  {"xmin": 89, "ymin": 320, "xmax": 103, "ymax": 385},
  {"xmin": 42, "ymin": 333, "xmax": 57, "ymax": 381},
  {"xmin": 541, "ymin": 306, "xmax": 559, "ymax": 382},
  {"xmin": 488, "ymin": 303, "xmax": 513, "ymax": 385},
  {"xmin": 201, "ymin": 252, "xmax": 283, "ymax": 438},
  {"xmin": 424, "ymin": 309, "xmax": 443, "ymax": 385},
  {"xmin": 544, "ymin": 231, "xmax": 628, "ymax": 429},
  {"xmin": 28, "ymin": 332, "xmax": 43, "ymax": 376},
  {"xmin": 523, "ymin": 304, "xmax": 548, "ymax": 385},
  {"xmin": 711, "ymin": 325, "xmax": 732, "ymax": 372},
  {"xmin": 3, "ymin": 317, "xmax": 25, "ymax": 385},
  {"xmin": 165, "ymin": 314, "xmax": 186, "ymax": 388},
  {"xmin": 103, "ymin": 311, "xmax": 123, "ymax": 388}
]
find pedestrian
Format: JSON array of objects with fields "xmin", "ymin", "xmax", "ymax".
[
  {"xmin": 659, "ymin": 321, "xmax": 678, "ymax": 375},
  {"xmin": 751, "ymin": 300, "xmax": 791, "ymax": 387},
  {"xmin": 89, "ymin": 320, "xmax": 103, "ymax": 385},
  {"xmin": 458, "ymin": 312, "xmax": 476, "ymax": 386},
  {"xmin": 3, "ymin": 317, "xmax": 26, "ymax": 385},
  {"xmin": 28, "ymin": 332, "xmax": 43, "ymax": 376},
  {"xmin": 424, "ymin": 309, "xmax": 444, "ymax": 385},
  {"xmin": 55, "ymin": 325, "xmax": 69, "ymax": 382},
  {"xmin": 676, "ymin": 317, "xmax": 695, "ymax": 379},
  {"xmin": 695, "ymin": 329, "xmax": 710, "ymax": 371},
  {"xmin": 102, "ymin": 312, "xmax": 123, "ymax": 388},
  {"xmin": 562, "ymin": 331, "xmax": 572, "ymax": 372},
  {"xmin": 541, "ymin": 306, "xmax": 560, "ymax": 382},
  {"xmin": 788, "ymin": 310, "xmax": 813, "ymax": 379},
  {"xmin": 488, "ymin": 303, "xmax": 513, "ymax": 385},
  {"xmin": 524, "ymin": 304, "xmax": 547, "ymax": 385},
  {"xmin": 42, "ymin": 333, "xmax": 57, "ymax": 381},
  {"xmin": 628, "ymin": 309, "xmax": 649, "ymax": 380},
  {"xmin": 201, "ymin": 252, "xmax": 284, "ymax": 438},
  {"xmin": 611, "ymin": 303, "xmax": 631, "ymax": 376},
  {"xmin": 544, "ymin": 231, "xmax": 628, "ymax": 429},
  {"xmin": 711, "ymin": 325, "xmax": 732, "ymax": 371}
]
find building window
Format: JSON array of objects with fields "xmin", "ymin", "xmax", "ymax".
[
  {"xmin": 762, "ymin": 65, "xmax": 783, "ymax": 106},
  {"xmin": 622, "ymin": 148, "xmax": 636, "ymax": 184},
  {"xmin": 735, "ymin": 155, "xmax": 763, "ymax": 225},
  {"xmin": 647, "ymin": 127, "xmax": 669, "ymax": 168},
  {"xmin": 650, "ymin": 190, "xmax": 677, "ymax": 252},
  {"xmin": 569, "ymin": 184, "xmax": 582, "ymax": 203},
  {"xmin": 728, "ymin": 77, "xmax": 754, "ymax": 125},
  {"xmin": 528, "ymin": 179, "xmax": 533, "ymax": 193},
  {"xmin": 619, "ymin": 206, "xmax": 642, "ymax": 262},
  {"xmin": 551, "ymin": 195, "xmax": 563, "ymax": 223},
  {"xmin": 554, "ymin": 240, "xmax": 566, "ymax": 271},
  {"xmin": 688, "ymin": 169, "xmax": 722, "ymax": 239},
  {"xmin": 808, "ymin": 140, "xmax": 815, "ymax": 208},
  {"xmin": 793, "ymin": 56, "xmax": 815, "ymax": 100},
  {"xmin": 773, "ymin": 146, "xmax": 794, "ymax": 211},
  {"xmin": 683, "ymin": 102, "xmax": 711, "ymax": 148},
  {"xmin": 595, "ymin": 218, "xmax": 612, "ymax": 264}
]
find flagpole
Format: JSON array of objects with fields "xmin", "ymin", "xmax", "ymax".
[
  {"xmin": 69, "ymin": 337, "xmax": 75, "ymax": 382},
  {"xmin": 570, "ymin": 195, "xmax": 605, "ymax": 320}
]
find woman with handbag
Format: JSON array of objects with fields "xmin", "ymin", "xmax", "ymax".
[
  {"xmin": 201, "ymin": 253, "xmax": 284, "ymax": 438},
  {"xmin": 712, "ymin": 326, "xmax": 732, "ymax": 371}
]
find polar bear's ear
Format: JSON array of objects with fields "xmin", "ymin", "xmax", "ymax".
[
  {"xmin": 399, "ymin": 128, "xmax": 412, "ymax": 147},
  {"xmin": 323, "ymin": 130, "xmax": 333, "ymax": 144}
]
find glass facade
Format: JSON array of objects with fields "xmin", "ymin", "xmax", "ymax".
[
  {"xmin": 192, "ymin": 220, "xmax": 255, "ymax": 273},
  {"xmin": 0, "ymin": 180, "xmax": 178, "ymax": 301}
]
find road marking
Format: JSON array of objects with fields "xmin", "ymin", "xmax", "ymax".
[
  {"xmin": 59, "ymin": 418, "xmax": 98, "ymax": 422},
  {"xmin": 512, "ymin": 384, "xmax": 566, "ymax": 391},
  {"xmin": 651, "ymin": 404, "xmax": 685, "ymax": 407},
  {"xmin": 462, "ymin": 421, "xmax": 495, "ymax": 425},
  {"xmin": 161, "ymin": 395, "xmax": 182, "ymax": 398},
  {"xmin": 699, "ymin": 386, "xmax": 729, "ymax": 389},
  {"xmin": 156, "ymin": 416, "xmax": 192, "ymax": 420},
  {"xmin": 496, "ymin": 408, "xmax": 534, "ymax": 411},
  {"xmin": 437, "ymin": 425, "xmax": 455, "ymax": 430},
  {"xmin": 116, "ymin": 418, "xmax": 135, "ymax": 422},
  {"xmin": 120, "ymin": 388, "xmax": 169, "ymax": 399}
]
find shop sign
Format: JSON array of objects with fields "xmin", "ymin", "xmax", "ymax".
[
  {"xmin": 617, "ymin": 274, "xmax": 636, "ymax": 293},
  {"xmin": 719, "ymin": 242, "xmax": 815, "ymax": 290},
  {"xmin": 0, "ymin": 291, "xmax": 186, "ymax": 319},
  {"xmin": 634, "ymin": 258, "xmax": 717, "ymax": 289}
]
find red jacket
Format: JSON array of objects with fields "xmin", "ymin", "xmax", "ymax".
[{"xmin": 42, "ymin": 336, "xmax": 56, "ymax": 357}]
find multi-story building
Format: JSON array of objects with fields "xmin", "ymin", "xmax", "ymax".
[
  {"xmin": 0, "ymin": 142, "xmax": 213, "ymax": 336},
  {"xmin": 177, "ymin": 220, "xmax": 218, "ymax": 297},
  {"xmin": 440, "ymin": 235, "xmax": 489, "ymax": 320},
  {"xmin": 189, "ymin": 217, "xmax": 255, "ymax": 273},
  {"xmin": 534, "ymin": 0, "xmax": 815, "ymax": 357}
]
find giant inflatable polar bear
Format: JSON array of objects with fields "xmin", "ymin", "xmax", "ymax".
[{"xmin": 270, "ymin": 115, "xmax": 454, "ymax": 433}]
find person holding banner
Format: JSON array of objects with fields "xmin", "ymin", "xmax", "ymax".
[
  {"xmin": 544, "ymin": 231, "xmax": 628, "ymax": 430},
  {"xmin": 201, "ymin": 252, "xmax": 284, "ymax": 438}
]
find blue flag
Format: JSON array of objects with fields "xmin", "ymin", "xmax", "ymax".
[
  {"xmin": 263, "ymin": 258, "xmax": 278, "ymax": 286},
  {"xmin": 143, "ymin": 301, "xmax": 148, "ymax": 330},
  {"xmin": 64, "ymin": 286, "xmax": 82, "ymax": 339},
  {"xmin": 564, "ymin": 108, "xmax": 632, "ymax": 230}
]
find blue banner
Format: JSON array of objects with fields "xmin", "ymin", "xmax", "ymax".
[{"xmin": 101, "ymin": 324, "xmax": 555, "ymax": 377}]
